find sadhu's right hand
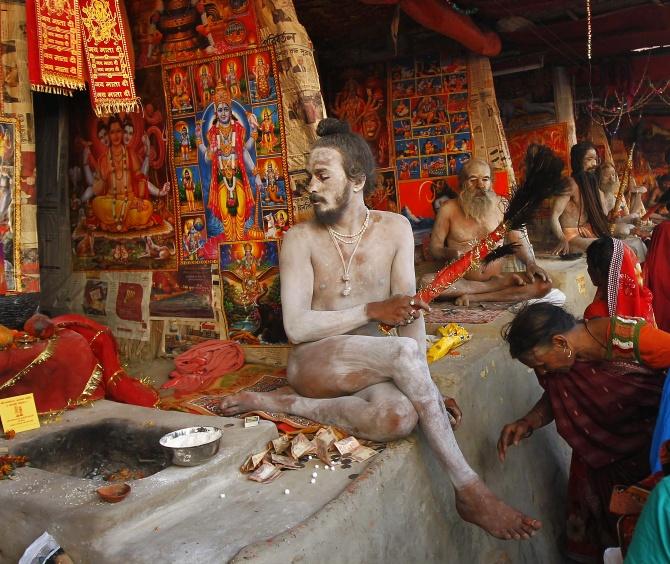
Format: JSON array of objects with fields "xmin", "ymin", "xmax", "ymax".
[
  {"xmin": 367, "ymin": 294, "xmax": 430, "ymax": 327},
  {"xmin": 497, "ymin": 419, "xmax": 533, "ymax": 463}
]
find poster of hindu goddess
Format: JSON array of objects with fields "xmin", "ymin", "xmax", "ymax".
[
  {"xmin": 327, "ymin": 64, "xmax": 390, "ymax": 168},
  {"xmin": 68, "ymin": 68, "xmax": 177, "ymax": 271},
  {"xmin": 164, "ymin": 48, "xmax": 290, "ymax": 263}
]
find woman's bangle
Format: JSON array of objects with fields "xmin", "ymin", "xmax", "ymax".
[{"xmin": 519, "ymin": 417, "xmax": 534, "ymax": 438}]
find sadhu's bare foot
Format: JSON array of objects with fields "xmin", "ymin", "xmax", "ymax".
[
  {"xmin": 219, "ymin": 386, "xmax": 296, "ymax": 416},
  {"xmin": 455, "ymin": 478, "xmax": 541, "ymax": 540}
]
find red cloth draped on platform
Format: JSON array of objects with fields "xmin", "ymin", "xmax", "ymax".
[
  {"xmin": 0, "ymin": 314, "xmax": 158, "ymax": 414},
  {"xmin": 540, "ymin": 360, "xmax": 664, "ymax": 561},
  {"xmin": 585, "ymin": 239, "xmax": 655, "ymax": 325},
  {"xmin": 53, "ymin": 314, "xmax": 159, "ymax": 407},
  {"xmin": 644, "ymin": 221, "xmax": 670, "ymax": 332},
  {"xmin": 0, "ymin": 328, "xmax": 105, "ymax": 414},
  {"xmin": 26, "ymin": 0, "xmax": 139, "ymax": 115}
]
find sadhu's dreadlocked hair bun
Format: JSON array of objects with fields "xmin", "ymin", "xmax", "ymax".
[
  {"xmin": 316, "ymin": 118, "xmax": 351, "ymax": 136},
  {"xmin": 312, "ymin": 118, "xmax": 376, "ymax": 195}
]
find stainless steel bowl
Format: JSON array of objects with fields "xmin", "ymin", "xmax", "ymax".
[{"xmin": 159, "ymin": 426, "xmax": 223, "ymax": 467}]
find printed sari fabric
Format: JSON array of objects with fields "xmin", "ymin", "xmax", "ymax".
[{"xmin": 539, "ymin": 359, "xmax": 664, "ymax": 561}]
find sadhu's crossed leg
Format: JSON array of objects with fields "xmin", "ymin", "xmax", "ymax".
[{"xmin": 220, "ymin": 334, "xmax": 541, "ymax": 540}]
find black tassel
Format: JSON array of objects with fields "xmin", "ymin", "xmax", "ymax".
[
  {"xmin": 503, "ymin": 145, "xmax": 567, "ymax": 232},
  {"xmin": 482, "ymin": 243, "xmax": 520, "ymax": 265}
]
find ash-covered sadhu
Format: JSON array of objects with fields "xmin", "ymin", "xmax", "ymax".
[{"xmin": 219, "ymin": 118, "xmax": 543, "ymax": 540}]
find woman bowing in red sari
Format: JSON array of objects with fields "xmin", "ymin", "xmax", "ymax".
[{"xmin": 499, "ymin": 303, "xmax": 669, "ymax": 562}]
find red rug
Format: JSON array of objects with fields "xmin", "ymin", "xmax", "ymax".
[
  {"xmin": 425, "ymin": 307, "xmax": 505, "ymax": 324},
  {"xmin": 159, "ymin": 364, "xmax": 320, "ymax": 433}
]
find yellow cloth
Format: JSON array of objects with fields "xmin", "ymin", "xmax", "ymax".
[{"xmin": 427, "ymin": 324, "xmax": 471, "ymax": 363}]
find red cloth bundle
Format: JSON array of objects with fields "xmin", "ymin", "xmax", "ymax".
[
  {"xmin": 0, "ymin": 328, "xmax": 105, "ymax": 414},
  {"xmin": 163, "ymin": 340, "xmax": 245, "ymax": 393}
]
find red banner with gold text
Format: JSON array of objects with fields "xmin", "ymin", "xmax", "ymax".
[
  {"xmin": 27, "ymin": 0, "xmax": 86, "ymax": 94},
  {"xmin": 77, "ymin": 0, "xmax": 139, "ymax": 116}
]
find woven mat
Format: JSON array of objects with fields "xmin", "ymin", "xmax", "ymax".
[
  {"xmin": 158, "ymin": 364, "xmax": 320, "ymax": 432},
  {"xmin": 425, "ymin": 306, "xmax": 506, "ymax": 324}
]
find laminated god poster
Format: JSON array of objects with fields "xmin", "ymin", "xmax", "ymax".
[{"xmin": 163, "ymin": 48, "xmax": 293, "ymax": 265}]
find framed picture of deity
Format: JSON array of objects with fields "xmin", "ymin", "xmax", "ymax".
[
  {"xmin": 163, "ymin": 47, "xmax": 292, "ymax": 266},
  {"xmin": 0, "ymin": 116, "xmax": 21, "ymax": 293},
  {"xmin": 218, "ymin": 239, "xmax": 286, "ymax": 345}
]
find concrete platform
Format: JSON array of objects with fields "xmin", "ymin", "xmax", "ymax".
[
  {"xmin": 1, "ymin": 259, "xmax": 596, "ymax": 563},
  {"xmin": 0, "ymin": 401, "xmax": 378, "ymax": 563}
]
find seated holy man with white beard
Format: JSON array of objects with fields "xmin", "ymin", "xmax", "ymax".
[{"xmin": 422, "ymin": 158, "xmax": 553, "ymax": 306}]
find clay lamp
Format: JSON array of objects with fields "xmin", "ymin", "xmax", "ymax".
[{"xmin": 96, "ymin": 482, "xmax": 131, "ymax": 503}]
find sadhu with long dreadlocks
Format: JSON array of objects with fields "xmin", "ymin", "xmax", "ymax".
[
  {"xmin": 219, "ymin": 118, "xmax": 568, "ymax": 540},
  {"xmin": 551, "ymin": 141, "xmax": 610, "ymax": 255}
]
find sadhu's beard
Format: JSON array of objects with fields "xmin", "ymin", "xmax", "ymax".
[
  {"xmin": 600, "ymin": 178, "xmax": 619, "ymax": 195},
  {"xmin": 459, "ymin": 187, "xmax": 497, "ymax": 220},
  {"xmin": 311, "ymin": 190, "xmax": 350, "ymax": 225}
]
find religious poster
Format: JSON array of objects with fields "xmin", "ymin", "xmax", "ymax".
[
  {"xmin": 390, "ymin": 53, "xmax": 473, "ymax": 231},
  {"xmin": 150, "ymin": 264, "xmax": 215, "ymax": 319},
  {"xmin": 1, "ymin": 0, "xmax": 38, "ymax": 294},
  {"xmin": 71, "ymin": 272, "xmax": 152, "ymax": 341},
  {"xmin": 161, "ymin": 318, "xmax": 220, "ymax": 357},
  {"xmin": 0, "ymin": 116, "xmax": 20, "ymax": 293},
  {"xmin": 163, "ymin": 47, "xmax": 291, "ymax": 264},
  {"xmin": 507, "ymin": 122, "xmax": 569, "ymax": 182},
  {"xmin": 68, "ymin": 66, "xmax": 177, "ymax": 271},
  {"xmin": 327, "ymin": 63, "xmax": 391, "ymax": 168},
  {"xmin": 218, "ymin": 239, "xmax": 286, "ymax": 345},
  {"xmin": 254, "ymin": 0, "xmax": 326, "ymax": 166},
  {"xmin": 289, "ymin": 169, "xmax": 313, "ymax": 224},
  {"xmin": 365, "ymin": 169, "xmax": 398, "ymax": 213},
  {"xmin": 507, "ymin": 122, "xmax": 570, "ymax": 247},
  {"xmin": 614, "ymin": 116, "xmax": 670, "ymax": 200},
  {"xmin": 494, "ymin": 67, "xmax": 556, "ymax": 133},
  {"xmin": 128, "ymin": 0, "xmax": 259, "ymax": 70}
]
